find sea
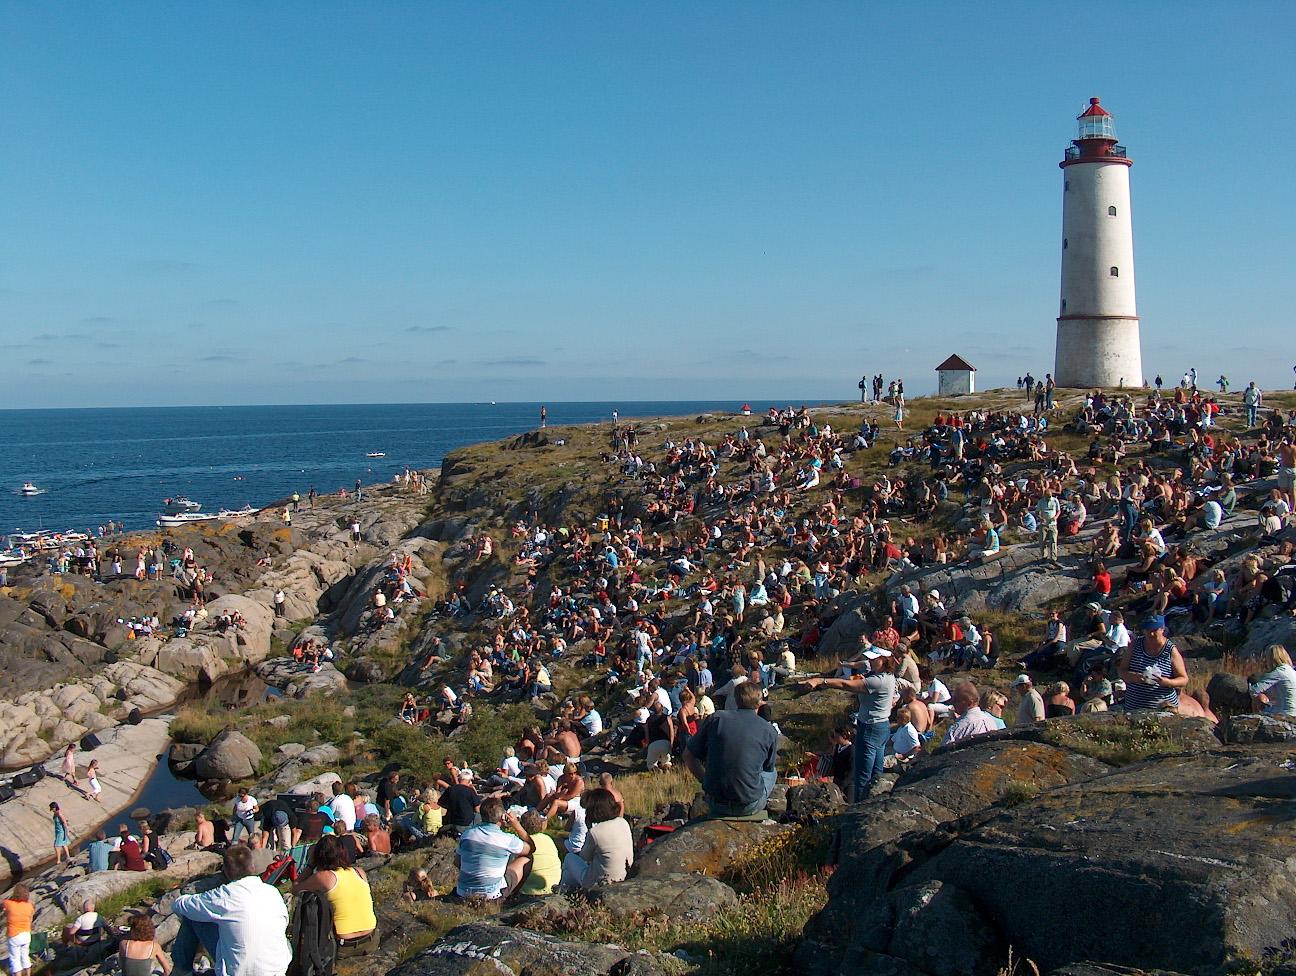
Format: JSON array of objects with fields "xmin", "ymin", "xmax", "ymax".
[{"xmin": 0, "ymin": 400, "xmax": 784, "ymax": 535}]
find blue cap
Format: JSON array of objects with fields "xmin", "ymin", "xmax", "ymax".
[{"xmin": 1140, "ymin": 614, "xmax": 1166, "ymax": 632}]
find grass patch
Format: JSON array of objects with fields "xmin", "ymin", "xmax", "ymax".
[
  {"xmin": 75, "ymin": 876, "xmax": 174, "ymax": 925},
  {"xmin": 998, "ymin": 780, "xmax": 1041, "ymax": 807},
  {"xmin": 1039, "ymin": 713, "xmax": 1186, "ymax": 765},
  {"xmin": 616, "ymin": 765, "xmax": 701, "ymax": 820},
  {"xmin": 523, "ymin": 871, "xmax": 828, "ymax": 976}
]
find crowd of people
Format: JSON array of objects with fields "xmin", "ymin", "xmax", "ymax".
[{"xmin": 9, "ymin": 379, "xmax": 1296, "ymax": 975}]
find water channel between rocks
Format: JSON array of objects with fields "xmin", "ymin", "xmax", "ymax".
[{"xmin": 107, "ymin": 670, "xmax": 288, "ymax": 831}]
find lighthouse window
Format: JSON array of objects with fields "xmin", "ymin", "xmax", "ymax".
[
  {"xmin": 1065, "ymin": 180, "xmax": 1070, "ymax": 191},
  {"xmin": 1109, "ymin": 266, "xmax": 1119, "ymax": 277},
  {"xmin": 1108, "ymin": 205, "xmax": 1117, "ymax": 216},
  {"xmin": 1063, "ymin": 238, "xmax": 1068, "ymax": 249}
]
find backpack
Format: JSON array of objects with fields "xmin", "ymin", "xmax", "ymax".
[{"xmin": 288, "ymin": 890, "xmax": 336, "ymax": 976}]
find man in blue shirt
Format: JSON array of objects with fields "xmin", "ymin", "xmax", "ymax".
[
  {"xmin": 85, "ymin": 830, "xmax": 111, "ymax": 873},
  {"xmin": 455, "ymin": 798, "xmax": 535, "ymax": 900}
]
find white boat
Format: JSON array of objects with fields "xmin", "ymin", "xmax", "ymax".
[
  {"xmin": 0, "ymin": 550, "xmax": 27, "ymax": 568},
  {"xmin": 20, "ymin": 483, "xmax": 41, "ymax": 496},
  {"xmin": 217, "ymin": 506, "xmax": 257, "ymax": 519},
  {"xmin": 156, "ymin": 512, "xmax": 221, "ymax": 528},
  {"xmin": 366, "ymin": 452, "xmax": 385, "ymax": 458},
  {"xmin": 163, "ymin": 496, "xmax": 202, "ymax": 513}
]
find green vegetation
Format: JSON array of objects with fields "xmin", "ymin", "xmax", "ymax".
[
  {"xmin": 1039, "ymin": 713, "xmax": 1183, "ymax": 765},
  {"xmin": 72, "ymin": 875, "xmax": 174, "ymax": 925},
  {"xmin": 513, "ymin": 823, "xmax": 832, "ymax": 976}
]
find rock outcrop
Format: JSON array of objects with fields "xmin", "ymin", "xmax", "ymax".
[{"xmin": 800, "ymin": 733, "xmax": 1296, "ymax": 976}]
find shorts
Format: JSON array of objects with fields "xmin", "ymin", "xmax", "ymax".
[
  {"xmin": 1280, "ymin": 467, "xmax": 1296, "ymax": 493},
  {"xmin": 7, "ymin": 933, "xmax": 30, "ymax": 973}
]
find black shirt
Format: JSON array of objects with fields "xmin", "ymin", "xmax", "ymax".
[
  {"xmin": 377, "ymin": 777, "xmax": 400, "ymax": 809},
  {"xmin": 441, "ymin": 783, "xmax": 481, "ymax": 827}
]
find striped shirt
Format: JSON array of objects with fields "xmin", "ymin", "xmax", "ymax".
[{"xmin": 1123, "ymin": 636, "xmax": 1179, "ymax": 711}]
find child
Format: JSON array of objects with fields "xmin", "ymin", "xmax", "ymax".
[
  {"xmin": 86, "ymin": 759, "xmax": 102, "ymax": 802},
  {"xmin": 402, "ymin": 867, "xmax": 436, "ymax": 903}
]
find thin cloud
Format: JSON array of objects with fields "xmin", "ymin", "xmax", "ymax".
[
  {"xmin": 82, "ymin": 316, "xmax": 116, "ymax": 325},
  {"xmin": 33, "ymin": 331, "xmax": 90, "ymax": 342},
  {"xmin": 204, "ymin": 298, "xmax": 240, "ymax": 308},
  {"xmin": 27, "ymin": 358, "xmax": 54, "ymax": 366},
  {"xmin": 432, "ymin": 358, "xmax": 458, "ymax": 367},
  {"xmin": 405, "ymin": 325, "xmax": 455, "ymax": 334},
  {"xmin": 336, "ymin": 357, "xmax": 368, "ymax": 365},
  {"xmin": 198, "ymin": 354, "xmax": 243, "ymax": 363},
  {"xmin": 477, "ymin": 356, "xmax": 546, "ymax": 367}
]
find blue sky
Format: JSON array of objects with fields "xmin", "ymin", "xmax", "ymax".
[{"xmin": 2, "ymin": 2, "xmax": 1293, "ymax": 407}]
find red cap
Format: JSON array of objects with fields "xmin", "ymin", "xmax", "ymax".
[{"xmin": 1078, "ymin": 97, "xmax": 1111, "ymax": 118}]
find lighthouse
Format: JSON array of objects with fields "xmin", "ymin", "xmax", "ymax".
[{"xmin": 1053, "ymin": 97, "xmax": 1142, "ymax": 389}]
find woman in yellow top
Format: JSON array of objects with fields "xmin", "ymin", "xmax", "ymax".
[
  {"xmin": 517, "ymin": 811, "xmax": 562, "ymax": 895},
  {"xmin": 418, "ymin": 788, "xmax": 444, "ymax": 836},
  {"xmin": 294, "ymin": 835, "xmax": 378, "ymax": 953},
  {"xmin": 3, "ymin": 883, "xmax": 34, "ymax": 976}
]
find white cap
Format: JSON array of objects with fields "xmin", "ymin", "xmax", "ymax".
[{"xmin": 1013, "ymin": 673, "xmax": 1032, "ymax": 687}]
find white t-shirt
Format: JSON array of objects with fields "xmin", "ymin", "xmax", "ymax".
[
  {"xmin": 331, "ymin": 793, "xmax": 357, "ymax": 832},
  {"xmin": 233, "ymin": 795, "xmax": 258, "ymax": 820},
  {"xmin": 889, "ymin": 722, "xmax": 920, "ymax": 756},
  {"xmin": 564, "ymin": 796, "xmax": 588, "ymax": 852},
  {"xmin": 502, "ymin": 755, "xmax": 522, "ymax": 778}
]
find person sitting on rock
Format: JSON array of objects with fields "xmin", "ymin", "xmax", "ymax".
[
  {"xmin": 943, "ymin": 682, "xmax": 1001, "ymax": 746},
  {"xmin": 684, "ymin": 679, "xmax": 780, "ymax": 817},
  {"xmin": 454, "ymin": 797, "xmax": 534, "ymax": 901},
  {"xmin": 558, "ymin": 788, "xmax": 633, "ymax": 891},
  {"xmin": 171, "ymin": 844, "xmax": 291, "ymax": 976},
  {"xmin": 61, "ymin": 899, "xmax": 111, "ymax": 948},
  {"xmin": 293, "ymin": 834, "xmax": 378, "ymax": 957}
]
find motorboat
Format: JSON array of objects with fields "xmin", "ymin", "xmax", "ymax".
[
  {"xmin": 0, "ymin": 550, "xmax": 27, "ymax": 569},
  {"xmin": 156, "ymin": 511, "xmax": 221, "ymax": 528},
  {"xmin": 217, "ymin": 506, "xmax": 257, "ymax": 519},
  {"xmin": 20, "ymin": 483, "xmax": 42, "ymax": 496},
  {"xmin": 162, "ymin": 496, "xmax": 202, "ymax": 513},
  {"xmin": 366, "ymin": 452, "xmax": 386, "ymax": 458}
]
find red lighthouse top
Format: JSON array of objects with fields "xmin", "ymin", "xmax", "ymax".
[
  {"xmin": 1061, "ymin": 96, "xmax": 1131, "ymax": 168},
  {"xmin": 1078, "ymin": 97, "xmax": 1111, "ymax": 119}
]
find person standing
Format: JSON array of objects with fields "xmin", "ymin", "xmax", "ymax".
[
  {"xmin": 230, "ymin": 788, "xmax": 259, "ymax": 844},
  {"xmin": 1118, "ymin": 615, "xmax": 1188, "ymax": 712},
  {"xmin": 1242, "ymin": 381, "xmax": 1262, "ymax": 427},
  {"xmin": 86, "ymin": 759, "xmax": 102, "ymax": 802},
  {"xmin": 62, "ymin": 743, "xmax": 78, "ymax": 789},
  {"xmin": 3, "ymin": 884, "xmax": 33, "ymax": 976},
  {"xmin": 51, "ymin": 801, "xmax": 71, "ymax": 863},
  {"xmin": 273, "ymin": 589, "xmax": 285, "ymax": 618},
  {"xmin": 539, "ymin": 405, "xmax": 547, "ymax": 428},
  {"xmin": 1036, "ymin": 489, "xmax": 1061, "ymax": 564},
  {"xmin": 801, "ymin": 647, "xmax": 897, "ymax": 801}
]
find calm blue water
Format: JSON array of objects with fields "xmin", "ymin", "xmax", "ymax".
[{"xmin": 0, "ymin": 401, "xmax": 771, "ymax": 533}]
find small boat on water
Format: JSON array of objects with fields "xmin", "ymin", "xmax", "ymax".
[
  {"xmin": 162, "ymin": 496, "xmax": 202, "ymax": 513},
  {"xmin": 366, "ymin": 452, "xmax": 386, "ymax": 458},
  {"xmin": 156, "ymin": 511, "xmax": 221, "ymax": 528},
  {"xmin": 0, "ymin": 550, "xmax": 27, "ymax": 568},
  {"xmin": 7, "ymin": 530, "xmax": 88, "ymax": 550},
  {"xmin": 217, "ymin": 506, "xmax": 257, "ymax": 519},
  {"xmin": 20, "ymin": 483, "xmax": 42, "ymax": 496}
]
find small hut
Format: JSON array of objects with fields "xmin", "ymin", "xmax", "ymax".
[{"xmin": 935, "ymin": 354, "xmax": 976, "ymax": 395}]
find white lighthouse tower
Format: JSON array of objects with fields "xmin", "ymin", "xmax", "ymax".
[{"xmin": 1054, "ymin": 97, "xmax": 1142, "ymax": 389}]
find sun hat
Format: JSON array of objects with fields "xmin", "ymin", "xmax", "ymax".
[
  {"xmin": 1012, "ymin": 673, "xmax": 1032, "ymax": 687},
  {"xmin": 1140, "ymin": 614, "xmax": 1166, "ymax": 632},
  {"xmin": 862, "ymin": 648, "xmax": 892, "ymax": 660}
]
